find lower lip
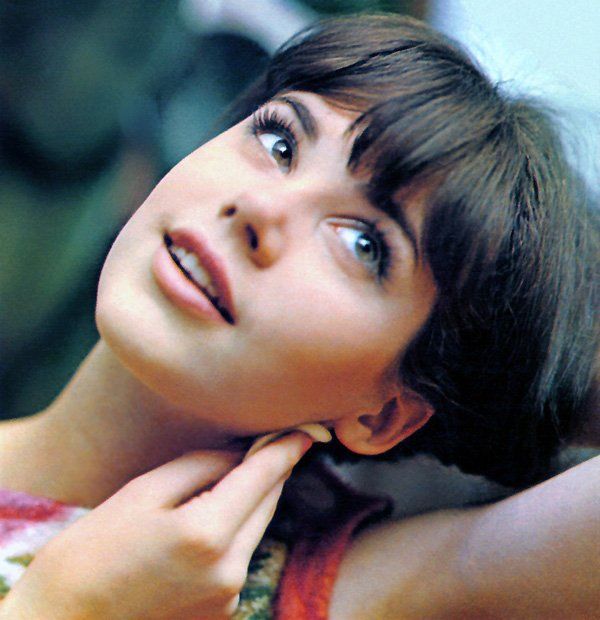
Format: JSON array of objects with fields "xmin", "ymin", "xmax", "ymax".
[{"xmin": 152, "ymin": 243, "xmax": 227, "ymax": 324}]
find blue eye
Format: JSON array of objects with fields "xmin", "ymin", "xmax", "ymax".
[{"xmin": 335, "ymin": 224, "xmax": 390, "ymax": 279}]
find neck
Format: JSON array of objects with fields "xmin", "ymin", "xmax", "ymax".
[{"xmin": 0, "ymin": 341, "xmax": 239, "ymax": 507}]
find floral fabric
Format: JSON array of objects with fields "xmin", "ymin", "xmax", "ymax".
[
  {"xmin": 0, "ymin": 489, "xmax": 87, "ymax": 596},
  {"xmin": 0, "ymin": 488, "xmax": 288, "ymax": 618},
  {"xmin": 0, "ymin": 476, "xmax": 387, "ymax": 619}
]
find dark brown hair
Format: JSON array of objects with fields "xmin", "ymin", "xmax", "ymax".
[{"xmin": 229, "ymin": 14, "xmax": 599, "ymax": 488}]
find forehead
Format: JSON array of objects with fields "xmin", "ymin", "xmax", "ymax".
[{"xmin": 275, "ymin": 91, "xmax": 361, "ymax": 147}]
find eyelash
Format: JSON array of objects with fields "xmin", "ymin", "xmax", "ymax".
[
  {"xmin": 249, "ymin": 105, "xmax": 395, "ymax": 283},
  {"xmin": 350, "ymin": 217, "xmax": 394, "ymax": 282},
  {"xmin": 250, "ymin": 107, "xmax": 298, "ymax": 168}
]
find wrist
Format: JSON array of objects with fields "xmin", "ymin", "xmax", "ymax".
[{"xmin": 0, "ymin": 561, "xmax": 105, "ymax": 620}]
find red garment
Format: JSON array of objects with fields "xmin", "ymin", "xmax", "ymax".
[{"xmin": 275, "ymin": 471, "xmax": 389, "ymax": 619}]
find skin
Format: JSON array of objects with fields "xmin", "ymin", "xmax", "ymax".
[
  {"xmin": 96, "ymin": 91, "xmax": 436, "ymax": 435},
  {"xmin": 4, "ymin": 90, "xmax": 593, "ymax": 619},
  {"xmin": 329, "ymin": 453, "xmax": 600, "ymax": 619},
  {"xmin": 0, "ymin": 92, "xmax": 437, "ymax": 618},
  {"xmin": 0, "ymin": 435, "xmax": 314, "ymax": 620}
]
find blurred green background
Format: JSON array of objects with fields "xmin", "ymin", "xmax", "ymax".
[{"xmin": 0, "ymin": 0, "xmax": 427, "ymax": 419}]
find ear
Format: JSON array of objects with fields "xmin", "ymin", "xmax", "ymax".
[{"xmin": 333, "ymin": 388, "xmax": 434, "ymax": 456}]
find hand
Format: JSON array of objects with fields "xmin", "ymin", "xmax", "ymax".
[{"xmin": 0, "ymin": 432, "xmax": 312, "ymax": 620}]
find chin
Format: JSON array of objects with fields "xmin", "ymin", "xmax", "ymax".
[
  {"xmin": 96, "ymin": 282, "xmax": 215, "ymax": 422},
  {"xmin": 96, "ymin": 261, "xmax": 172, "ymax": 398}
]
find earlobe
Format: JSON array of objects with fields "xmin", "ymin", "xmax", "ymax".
[{"xmin": 333, "ymin": 389, "xmax": 433, "ymax": 456}]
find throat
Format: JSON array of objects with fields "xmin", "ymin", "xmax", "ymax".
[{"xmin": 0, "ymin": 342, "xmax": 238, "ymax": 507}]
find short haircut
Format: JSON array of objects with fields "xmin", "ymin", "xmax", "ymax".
[{"xmin": 228, "ymin": 14, "xmax": 599, "ymax": 488}]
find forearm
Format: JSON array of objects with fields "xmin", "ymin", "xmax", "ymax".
[
  {"xmin": 330, "ymin": 455, "xmax": 600, "ymax": 619},
  {"xmin": 456, "ymin": 455, "xmax": 599, "ymax": 618},
  {"xmin": 330, "ymin": 506, "xmax": 474, "ymax": 619}
]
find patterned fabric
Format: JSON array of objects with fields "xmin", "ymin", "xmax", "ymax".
[
  {"xmin": 237, "ymin": 467, "xmax": 390, "ymax": 620},
  {"xmin": 0, "ymin": 489, "xmax": 88, "ymax": 596},
  {"xmin": 0, "ymin": 488, "xmax": 289, "ymax": 618},
  {"xmin": 0, "ymin": 477, "xmax": 387, "ymax": 619},
  {"xmin": 233, "ymin": 538, "xmax": 288, "ymax": 620}
]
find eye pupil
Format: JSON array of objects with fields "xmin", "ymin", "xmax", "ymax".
[
  {"xmin": 356, "ymin": 234, "xmax": 378, "ymax": 260},
  {"xmin": 272, "ymin": 140, "xmax": 291, "ymax": 166}
]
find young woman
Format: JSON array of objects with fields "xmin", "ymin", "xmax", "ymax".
[{"xmin": 0, "ymin": 14, "xmax": 597, "ymax": 619}]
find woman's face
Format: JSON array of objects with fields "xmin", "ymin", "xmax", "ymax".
[{"xmin": 97, "ymin": 92, "xmax": 436, "ymax": 435}]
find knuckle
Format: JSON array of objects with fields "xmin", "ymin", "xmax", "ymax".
[
  {"xmin": 200, "ymin": 534, "xmax": 229, "ymax": 560},
  {"xmin": 274, "ymin": 438, "xmax": 305, "ymax": 468},
  {"xmin": 215, "ymin": 566, "xmax": 246, "ymax": 599},
  {"xmin": 173, "ymin": 517, "xmax": 228, "ymax": 560}
]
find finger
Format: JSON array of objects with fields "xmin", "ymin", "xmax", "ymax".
[
  {"xmin": 122, "ymin": 450, "xmax": 243, "ymax": 508},
  {"xmin": 179, "ymin": 432, "xmax": 311, "ymax": 537},
  {"xmin": 229, "ymin": 477, "xmax": 285, "ymax": 565},
  {"xmin": 244, "ymin": 423, "xmax": 332, "ymax": 460}
]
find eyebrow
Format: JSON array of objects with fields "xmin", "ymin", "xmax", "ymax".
[
  {"xmin": 272, "ymin": 95, "xmax": 420, "ymax": 259},
  {"xmin": 272, "ymin": 95, "xmax": 319, "ymax": 141}
]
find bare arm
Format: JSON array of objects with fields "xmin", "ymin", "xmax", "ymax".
[{"xmin": 330, "ymin": 455, "xmax": 600, "ymax": 619}]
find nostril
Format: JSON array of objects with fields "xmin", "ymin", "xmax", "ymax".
[
  {"xmin": 245, "ymin": 224, "xmax": 259, "ymax": 250},
  {"xmin": 221, "ymin": 206, "xmax": 237, "ymax": 217}
]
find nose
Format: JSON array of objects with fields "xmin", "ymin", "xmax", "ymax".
[{"xmin": 220, "ymin": 190, "xmax": 288, "ymax": 268}]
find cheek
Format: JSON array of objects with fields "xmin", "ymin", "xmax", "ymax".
[
  {"xmin": 233, "ymin": 262, "xmax": 435, "ymax": 419},
  {"xmin": 236, "ymin": 292, "xmax": 400, "ymax": 414}
]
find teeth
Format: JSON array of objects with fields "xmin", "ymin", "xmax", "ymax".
[{"xmin": 169, "ymin": 244, "xmax": 219, "ymax": 299}]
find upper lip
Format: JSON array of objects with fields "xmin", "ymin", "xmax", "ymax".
[{"xmin": 164, "ymin": 228, "xmax": 236, "ymax": 324}]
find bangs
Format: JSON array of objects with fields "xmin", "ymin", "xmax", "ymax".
[
  {"xmin": 343, "ymin": 86, "xmax": 505, "ymax": 265},
  {"xmin": 227, "ymin": 13, "xmax": 544, "ymax": 293},
  {"xmin": 266, "ymin": 14, "xmax": 514, "ymax": 284},
  {"xmin": 226, "ymin": 13, "xmax": 598, "ymax": 487}
]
